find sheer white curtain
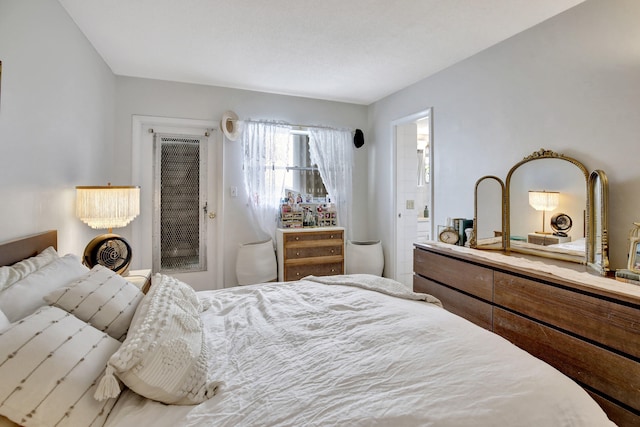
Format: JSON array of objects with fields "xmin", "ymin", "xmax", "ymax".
[
  {"xmin": 309, "ymin": 128, "xmax": 354, "ymax": 239},
  {"xmin": 242, "ymin": 121, "xmax": 292, "ymax": 241}
]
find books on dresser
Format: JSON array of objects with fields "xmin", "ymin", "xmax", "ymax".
[{"xmin": 615, "ymin": 269, "xmax": 640, "ymax": 285}]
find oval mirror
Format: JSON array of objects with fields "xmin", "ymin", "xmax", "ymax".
[
  {"xmin": 505, "ymin": 150, "xmax": 588, "ymax": 264},
  {"xmin": 472, "ymin": 176, "xmax": 505, "ymax": 250}
]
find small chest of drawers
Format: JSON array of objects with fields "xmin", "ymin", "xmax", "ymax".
[{"xmin": 276, "ymin": 227, "xmax": 344, "ymax": 281}]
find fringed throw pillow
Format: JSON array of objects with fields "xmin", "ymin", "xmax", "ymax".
[{"xmin": 95, "ymin": 274, "xmax": 221, "ymax": 405}]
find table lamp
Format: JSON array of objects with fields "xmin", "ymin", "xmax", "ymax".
[
  {"xmin": 76, "ymin": 184, "xmax": 140, "ymax": 274},
  {"xmin": 528, "ymin": 190, "xmax": 559, "ymax": 235}
]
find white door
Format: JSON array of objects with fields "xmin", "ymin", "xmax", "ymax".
[
  {"xmin": 132, "ymin": 116, "xmax": 223, "ymax": 291},
  {"xmin": 392, "ymin": 109, "xmax": 433, "ymax": 288}
]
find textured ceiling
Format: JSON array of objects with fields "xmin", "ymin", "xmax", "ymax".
[{"xmin": 58, "ymin": 0, "xmax": 585, "ymax": 105}]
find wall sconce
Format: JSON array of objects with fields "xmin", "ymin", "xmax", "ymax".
[
  {"xmin": 528, "ymin": 190, "xmax": 559, "ymax": 235},
  {"xmin": 76, "ymin": 184, "xmax": 140, "ymax": 274}
]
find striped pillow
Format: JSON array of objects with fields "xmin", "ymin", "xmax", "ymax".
[
  {"xmin": 0, "ymin": 306, "xmax": 120, "ymax": 426},
  {"xmin": 45, "ymin": 265, "xmax": 144, "ymax": 341}
]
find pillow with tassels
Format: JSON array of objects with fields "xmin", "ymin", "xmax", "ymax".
[{"xmin": 94, "ymin": 273, "xmax": 221, "ymax": 405}]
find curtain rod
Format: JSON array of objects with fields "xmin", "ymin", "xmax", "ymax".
[
  {"xmin": 242, "ymin": 118, "xmax": 353, "ymax": 133},
  {"xmin": 242, "ymin": 165, "xmax": 320, "ymax": 172}
]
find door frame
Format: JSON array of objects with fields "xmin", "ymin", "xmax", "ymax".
[
  {"xmin": 390, "ymin": 108, "xmax": 434, "ymax": 284},
  {"xmin": 132, "ymin": 115, "xmax": 224, "ymax": 289}
]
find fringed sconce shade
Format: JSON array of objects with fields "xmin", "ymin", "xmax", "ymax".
[
  {"xmin": 528, "ymin": 190, "xmax": 559, "ymax": 212},
  {"xmin": 76, "ymin": 186, "xmax": 140, "ymax": 232},
  {"xmin": 528, "ymin": 190, "xmax": 559, "ymax": 234}
]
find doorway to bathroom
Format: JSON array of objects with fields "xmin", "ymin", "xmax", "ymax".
[{"xmin": 392, "ymin": 108, "xmax": 433, "ymax": 287}]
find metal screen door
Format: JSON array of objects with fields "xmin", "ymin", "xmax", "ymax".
[{"xmin": 153, "ymin": 133, "xmax": 208, "ymax": 273}]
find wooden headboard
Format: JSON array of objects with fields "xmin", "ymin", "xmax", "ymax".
[{"xmin": 0, "ymin": 230, "xmax": 57, "ymax": 267}]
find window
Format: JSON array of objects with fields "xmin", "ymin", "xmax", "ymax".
[
  {"xmin": 153, "ymin": 133, "xmax": 207, "ymax": 273},
  {"xmin": 242, "ymin": 122, "xmax": 352, "ymax": 239},
  {"xmin": 284, "ymin": 134, "xmax": 327, "ymax": 200}
]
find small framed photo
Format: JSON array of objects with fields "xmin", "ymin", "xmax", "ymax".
[{"xmin": 628, "ymin": 237, "xmax": 640, "ymax": 273}]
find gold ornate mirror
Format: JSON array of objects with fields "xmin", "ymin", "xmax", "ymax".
[
  {"xmin": 474, "ymin": 148, "xmax": 610, "ymax": 275},
  {"xmin": 505, "ymin": 149, "xmax": 589, "ymax": 264},
  {"xmin": 472, "ymin": 176, "xmax": 505, "ymax": 250}
]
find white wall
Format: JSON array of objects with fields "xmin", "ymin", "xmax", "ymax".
[
  {"xmin": 114, "ymin": 77, "xmax": 368, "ymax": 287},
  {"xmin": 0, "ymin": 0, "xmax": 116, "ymax": 255},
  {"xmin": 368, "ymin": 0, "xmax": 640, "ymax": 270}
]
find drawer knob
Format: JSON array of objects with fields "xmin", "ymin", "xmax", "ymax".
[
  {"xmin": 331, "ymin": 268, "xmax": 336, "ymax": 272},
  {"xmin": 330, "ymin": 249, "xmax": 335, "ymax": 254},
  {"xmin": 296, "ymin": 252, "xmax": 300, "ymax": 256},
  {"xmin": 330, "ymin": 235, "xmax": 334, "ymax": 239},
  {"xmin": 295, "ymin": 236, "xmax": 300, "ymax": 241},
  {"xmin": 296, "ymin": 272, "xmax": 300, "ymax": 276}
]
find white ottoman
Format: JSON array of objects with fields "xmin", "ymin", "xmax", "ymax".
[
  {"xmin": 345, "ymin": 240, "xmax": 384, "ymax": 276},
  {"xmin": 236, "ymin": 239, "xmax": 277, "ymax": 285}
]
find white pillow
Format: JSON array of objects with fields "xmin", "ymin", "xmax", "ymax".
[
  {"xmin": 0, "ymin": 310, "xmax": 9, "ymax": 332},
  {"xmin": 97, "ymin": 274, "xmax": 221, "ymax": 405},
  {"xmin": 0, "ymin": 306, "xmax": 120, "ymax": 426},
  {"xmin": 0, "ymin": 246, "xmax": 58, "ymax": 292},
  {"xmin": 0, "ymin": 254, "xmax": 89, "ymax": 322},
  {"xmin": 45, "ymin": 265, "xmax": 144, "ymax": 341}
]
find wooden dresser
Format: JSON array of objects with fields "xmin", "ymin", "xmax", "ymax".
[
  {"xmin": 413, "ymin": 243, "xmax": 640, "ymax": 427},
  {"xmin": 276, "ymin": 227, "xmax": 344, "ymax": 282}
]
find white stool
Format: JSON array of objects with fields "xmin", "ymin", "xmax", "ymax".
[
  {"xmin": 346, "ymin": 240, "xmax": 384, "ymax": 276},
  {"xmin": 236, "ymin": 239, "xmax": 277, "ymax": 285}
]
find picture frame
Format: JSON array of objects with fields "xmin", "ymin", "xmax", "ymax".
[{"xmin": 628, "ymin": 236, "xmax": 640, "ymax": 273}]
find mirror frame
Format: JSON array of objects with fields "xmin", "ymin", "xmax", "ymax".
[
  {"xmin": 588, "ymin": 170, "xmax": 610, "ymax": 275},
  {"xmin": 471, "ymin": 175, "xmax": 506, "ymax": 250},
  {"xmin": 472, "ymin": 148, "xmax": 610, "ymax": 275},
  {"xmin": 505, "ymin": 149, "xmax": 589, "ymax": 263},
  {"xmin": 628, "ymin": 237, "xmax": 640, "ymax": 274}
]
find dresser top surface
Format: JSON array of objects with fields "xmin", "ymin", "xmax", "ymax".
[
  {"xmin": 415, "ymin": 242, "xmax": 640, "ymax": 304},
  {"xmin": 278, "ymin": 227, "xmax": 344, "ymax": 234}
]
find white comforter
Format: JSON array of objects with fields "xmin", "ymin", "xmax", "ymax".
[{"xmin": 105, "ymin": 276, "xmax": 614, "ymax": 426}]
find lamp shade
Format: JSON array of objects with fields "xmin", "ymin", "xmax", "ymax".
[
  {"xmin": 76, "ymin": 185, "xmax": 140, "ymax": 230},
  {"xmin": 528, "ymin": 191, "xmax": 559, "ymax": 212}
]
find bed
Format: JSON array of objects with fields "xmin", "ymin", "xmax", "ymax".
[{"xmin": 0, "ymin": 231, "xmax": 617, "ymax": 426}]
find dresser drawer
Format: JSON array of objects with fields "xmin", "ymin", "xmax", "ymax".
[
  {"xmin": 413, "ymin": 248, "xmax": 493, "ymax": 301},
  {"xmin": 284, "ymin": 230, "xmax": 343, "ymax": 246},
  {"xmin": 494, "ymin": 308, "xmax": 640, "ymax": 414},
  {"xmin": 494, "ymin": 271, "xmax": 640, "ymax": 358},
  {"xmin": 285, "ymin": 244, "xmax": 342, "ymax": 260},
  {"xmin": 414, "ymin": 275, "xmax": 492, "ymax": 330},
  {"xmin": 285, "ymin": 262, "xmax": 343, "ymax": 281}
]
